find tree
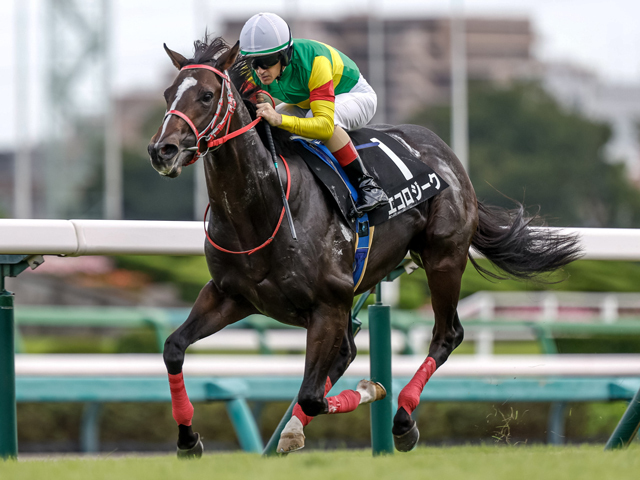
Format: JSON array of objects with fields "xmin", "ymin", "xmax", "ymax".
[{"xmin": 408, "ymin": 82, "xmax": 640, "ymax": 227}]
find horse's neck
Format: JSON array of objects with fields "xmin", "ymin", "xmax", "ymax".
[{"xmin": 204, "ymin": 103, "xmax": 283, "ymax": 241}]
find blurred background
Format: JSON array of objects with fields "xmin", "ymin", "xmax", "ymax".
[{"xmin": 3, "ymin": 0, "xmax": 640, "ymax": 453}]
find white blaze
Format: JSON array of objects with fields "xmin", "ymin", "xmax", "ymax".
[{"xmin": 158, "ymin": 76, "xmax": 198, "ymax": 142}]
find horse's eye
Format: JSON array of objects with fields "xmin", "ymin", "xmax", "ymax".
[{"xmin": 202, "ymin": 92, "xmax": 214, "ymax": 103}]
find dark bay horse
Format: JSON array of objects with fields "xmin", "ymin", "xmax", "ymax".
[{"xmin": 148, "ymin": 37, "xmax": 581, "ymax": 455}]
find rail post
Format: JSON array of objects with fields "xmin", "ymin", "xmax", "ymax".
[
  {"xmin": 605, "ymin": 386, "xmax": 640, "ymax": 450},
  {"xmin": 0, "ymin": 254, "xmax": 42, "ymax": 459},
  {"xmin": 368, "ymin": 283, "xmax": 394, "ymax": 455},
  {"xmin": 0, "ymin": 282, "xmax": 17, "ymax": 459}
]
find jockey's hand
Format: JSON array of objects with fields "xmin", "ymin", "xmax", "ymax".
[{"xmin": 256, "ymin": 102, "xmax": 282, "ymax": 127}]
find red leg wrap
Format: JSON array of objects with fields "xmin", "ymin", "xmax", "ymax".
[
  {"xmin": 291, "ymin": 404, "xmax": 313, "ymax": 427},
  {"xmin": 397, "ymin": 357, "xmax": 437, "ymax": 415},
  {"xmin": 168, "ymin": 372, "xmax": 194, "ymax": 426},
  {"xmin": 332, "ymin": 141, "xmax": 358, "ymax": 167},
  {"xmin": 327, "ymin": 389, "xmax": 361, "ymax": 414},
  {"xmin": 292, "ymin": 377, "xmax": 333, "ymax": 427}
]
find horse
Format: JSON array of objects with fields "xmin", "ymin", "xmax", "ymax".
[{"xmin": 147, "ymin": 37, "xmax": 582, "ymax": 456}]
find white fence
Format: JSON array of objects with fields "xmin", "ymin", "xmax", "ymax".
[
  {"xmin": 2, "ymin": 219, "xmax": 640, "ymax": 260},
  {"xmin": 16, "ymin": 354, "xmax": 640, "ymax": 377},
  {"xmin": 4, "ymin": 220, "xmax": 640, "ymax": 357},
  {"xmin": 458, "ymin": 291, "xmax": 640, "ymax": 323}
]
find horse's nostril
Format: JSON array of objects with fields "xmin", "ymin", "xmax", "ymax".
[{"xmin": 158, "ymin": 143, "xmax": 179, "ymax": 161}]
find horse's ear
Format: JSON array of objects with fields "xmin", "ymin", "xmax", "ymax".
[
  {"xmin": 164, "ymin": 43, "xmax": 187, "ymax": 70},
  {"xmin": 216, "ymin": 41, "xmax": 240, "ymax": 72}
]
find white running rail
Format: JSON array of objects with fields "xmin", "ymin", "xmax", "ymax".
[
  {"xmin": 1, "ymin": 220, "xmax": 640, "ymax": 260},
  {"xmin": 15, "ymin": 354, "xmax": 640, "ymax": 378}
]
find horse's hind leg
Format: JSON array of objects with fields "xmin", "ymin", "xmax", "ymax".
[
  {"xmin": 278, "ymin": 314, "xmax": 386, "ymax": 453},
  {"xmin": 163, "ymin": 280, "xmax": 255, "ymax": 457},
  {"xmin": 392, "ymin": 243, "xmax": 467, "ymax": 452}
]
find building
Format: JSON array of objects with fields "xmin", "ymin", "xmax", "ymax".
[{"xmin": 544, "ymin": 62, "xmax": 640, "ymax": 181}]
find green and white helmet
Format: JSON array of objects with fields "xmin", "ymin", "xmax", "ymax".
[{"xmin": 239, "ymin": 13, "xmax": 293, "ymax": 66}]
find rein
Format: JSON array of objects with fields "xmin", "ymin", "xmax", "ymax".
[
  {"xmin": 163, "ymin": 64, "xmax": 261, "ymax": 164},
  {"xmin": 204, "ymin": 155, "xmax": 291, "ymax": 255}
]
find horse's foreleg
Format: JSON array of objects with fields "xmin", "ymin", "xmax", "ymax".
[
  {"xmin": 393, "ymin": 250, "xmax": 466, "ymax": 452},
  {"xmin": 323, "ymin": 314, "xmax": 385, "ymax": 415},
  {"xmin": 291, "ymin": 315, "xmax": 356, "ymax": 425},
  {"xmin": 278, "ymin": 314, "xmax": 385, "ymax": 453},
  {"xmin": 296, "ymin": 305, "xmax": 347, "ymax": 418},
  {"xmin": 163, "ymin": 280, "xmax": 255, "ymax": 456},
  {"xmin": 279, "ymin": 316, "xmax": 351, "ymax": 453}
]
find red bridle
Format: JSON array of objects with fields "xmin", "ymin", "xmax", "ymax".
[
  {"xmin": 164, "ymin": 64, "xmax": 289, "ymax": 255},
  {"xmin": 162, "ymin": 64, "xmax": 261, "ymax": 165}
]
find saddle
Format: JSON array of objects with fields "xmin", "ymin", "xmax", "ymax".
[
  {"xmin": 290, "ymin": 128, "xmax": 449, "ymax": 289},
  {"xmin": 291, "ymin": 127, "xmax": 449, "ymax": 232}
]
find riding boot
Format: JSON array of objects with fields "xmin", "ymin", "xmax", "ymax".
[{"xmin": 342, "ymin": 154, "xmax": 389, "ymax": 214}]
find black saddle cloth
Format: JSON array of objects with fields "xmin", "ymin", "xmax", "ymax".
[{"xmin": 292, "ymin": 127, "xmax": 449, "ymax": 232}]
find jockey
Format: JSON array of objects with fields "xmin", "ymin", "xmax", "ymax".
[{"xmin": 239, "ymin": 12, "xmax": 389, "ymax": 214}]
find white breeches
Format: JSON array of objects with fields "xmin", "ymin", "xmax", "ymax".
[{"xmin": 275, "ymin": 75, "xmax": 377, "ymax": 131}]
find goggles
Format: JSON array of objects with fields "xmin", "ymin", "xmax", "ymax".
[{"xmin": 251, "ymin": 53, "xmax": 282, "ymax": 70}]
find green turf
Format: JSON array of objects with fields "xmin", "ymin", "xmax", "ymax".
[{"xmin": 3, "ymin": 445, "xmax": 639, "ymax": 480}]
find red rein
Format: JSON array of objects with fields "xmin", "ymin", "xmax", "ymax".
[
  {"xmin": 204, "ymin": 155, "xmax": 291, "ymax": 255},
  {"xmin": 164, "ymin": 64, "xmax": 292, "ymax": 256}
]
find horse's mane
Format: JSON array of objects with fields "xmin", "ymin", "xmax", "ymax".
[{"xmin": 185, "ymin": 35, "xmax": 297, "ymax": 156}]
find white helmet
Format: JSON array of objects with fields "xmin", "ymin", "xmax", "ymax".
[{"xmin": 239, "ymin": 13, "xmax": 293, "ymax": 66}]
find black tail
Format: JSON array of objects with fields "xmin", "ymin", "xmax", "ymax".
[{"xmin": 469, "ymin": 201, "xmax": 583, "ymax": 282}]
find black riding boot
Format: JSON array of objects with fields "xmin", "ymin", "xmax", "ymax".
[{"xmin": 342, "ymin": 154, "xmax": 389, "ymax": 214}]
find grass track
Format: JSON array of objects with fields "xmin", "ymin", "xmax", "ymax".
[{"xmin": 3, "ymin": 445, "xmax": 640, "ymax": 480}]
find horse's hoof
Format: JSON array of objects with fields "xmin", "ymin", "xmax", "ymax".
[
  {"xmin": 277, "ymin": 431, "xmax": 305, "ymax": 454},
  {"xmin": 393, "ymin": 421, "xmax": 419, "ymax": 452},
  {"xmin": 177, "ymin": 433, "xmax": 204, "ymax": 459},
  {"xmin": 356, "ymin": 379, "xmax": 387, "ymax": 404}
]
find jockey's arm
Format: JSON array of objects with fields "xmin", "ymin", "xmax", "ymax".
[{"xmin": 279, "ymin": 56, "xmax": 336, "ymax": 141}]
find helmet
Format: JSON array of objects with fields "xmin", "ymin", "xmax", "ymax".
[{"xmin": 239, "ymin": 13, "xmax": 293, "ymax": 67}]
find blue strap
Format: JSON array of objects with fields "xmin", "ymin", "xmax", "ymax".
[
  {"xmin": 355, "ymin": 142, "xmax": 379, "ymax": 151},
  {"xmin": 291, "ymin": 138, "xmax": 359, "ymax": 202},
  {"xmin": 352, "ymin": 219, "xmax": 372, "ymax": 286},
  {"xmin": 290, "ymin": 137, "xmax": 372, "ymax": 286}
]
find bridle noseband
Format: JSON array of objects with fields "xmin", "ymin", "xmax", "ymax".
[{"xmin": 163, "ymin": 64, "xmax": 261, "ymax": 165}]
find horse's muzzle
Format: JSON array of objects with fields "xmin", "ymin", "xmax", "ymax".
[{"xmin": 148, "ymin": 140, "xmax": 182, "ymax": 177}]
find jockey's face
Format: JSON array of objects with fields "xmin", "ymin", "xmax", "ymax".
[{"xmin": 254, "ymin": 61, "xmax": 281, "ymax": 85}]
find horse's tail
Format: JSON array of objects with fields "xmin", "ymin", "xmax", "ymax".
[{"xmin": 469, "ymin": 201, "xmax": 583, "ymax": 281}]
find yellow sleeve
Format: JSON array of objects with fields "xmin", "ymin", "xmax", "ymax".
[
  {"xmin": 279, "ymin": 101, "xmax": 334, "ymax": 141},
  {"xmin": 278, "ymin": 56, "xmax": 336, "ymax": 141}
]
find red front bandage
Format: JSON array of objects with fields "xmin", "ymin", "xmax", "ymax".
[
  {"xmin": 326, "ymin": 389, "xmax": 361, "ymax": 414},
  {"xmin": 332, "ymin": 141, "xmax": 358, "ymax": 167},
  {"xmin": 168, "ymin": 372, "xmax": 194, "ymax": 426},
  {"xmin": 397, "ymin": 357, "xmax": 437, "ymax": 415},
  {"xmin": 293, "ymin": 377, "xmax": 333, "ymax": 427}
]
